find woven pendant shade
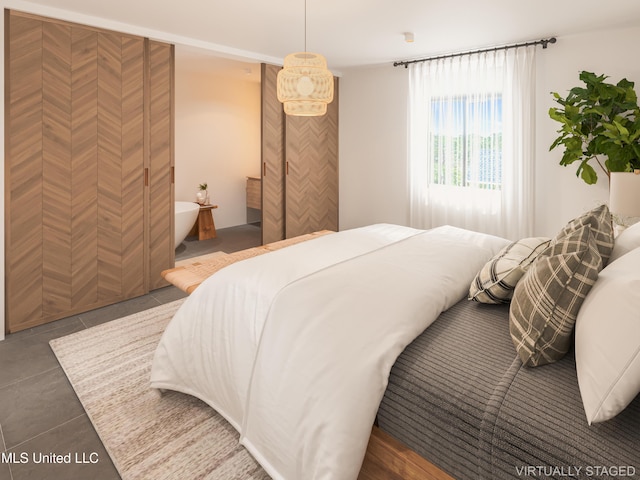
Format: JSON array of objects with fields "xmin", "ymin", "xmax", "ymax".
[{"xmin": 277, "ymin": 52, "xmax": 334, "ymax": 116}]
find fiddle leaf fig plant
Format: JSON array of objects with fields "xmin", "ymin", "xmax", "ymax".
[{"xmin": 549, "ymin": 71, "xmax": 640, "ymax": 184}]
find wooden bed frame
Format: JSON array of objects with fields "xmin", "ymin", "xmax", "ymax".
[
  {"xmin": 360, "ymin": 427, "xmax": 454, "ymax": 480},
  {"xmin": 163, "ymin": 233, "xmax": 454, "ymax": 480}
]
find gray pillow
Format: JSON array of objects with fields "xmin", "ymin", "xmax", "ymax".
[
  {"xmin": 469, "ymin": 237, "xmax": 551, "ymax": 304},
  {"xmin": 554, "ymin": 204, "xmax": 614, "ymax": 266},
  {"xmin": 509, "ymin": 225, "xmax": 602, "ymax": 367}
]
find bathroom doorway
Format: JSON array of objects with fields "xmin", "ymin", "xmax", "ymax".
[{"xmin": 173, "ymin": 45, "xmax": 262, "ymax": 261}]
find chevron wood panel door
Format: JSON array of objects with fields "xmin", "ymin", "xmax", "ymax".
[
  {"xmin": 97, "ymin": 31, "xmax": 125, "ymax": 302},
  {"xmin": 43, "ymin": 21, "xmax": 73, "ymax": 316},
  {"xmin": 285, "ymin": 78, "xmax": 339, "ymax": 238},
  {"xmin": 5, "ymin": 11, "xmax": 151, "ymax": 332},
  {"xmin": 260, "ymin": 63, "xmax": 286, "ymax": 244},
  {"xmin": 69, "ymin": 26, "xmax": 99, "ymax": 311},
  {"xmin": 6, "ymin": 14, "xmax": 45, "ymax": 329},
  {"xmin": 97, "ymin": 32, "xmax": 147, "ymax": 301},
  {"xmin": 147, "ymin": 40, "xmax": 175, "ymax": 290},
  {"xmin": 121, "ymin": 37, "xmax": 147, "ymax": 298}
]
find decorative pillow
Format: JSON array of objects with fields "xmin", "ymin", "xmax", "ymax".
[
  {"xmin": 575, "ymin": 247, "xmax": 640, "ymax": 424},
  {"xmin": 509, "ymin": 225, "xmax": 602, "ymax": 367},
  {"xmin": 469, "ymin": 237, "xmax": 551, "ymax": 304},
  {"xmin": 555, "ymin": 204, "xmax": 614, "ymax": 266},
  {"xmin": 609, "ymin": 220, "xmax": 640, "ymax": 264}
]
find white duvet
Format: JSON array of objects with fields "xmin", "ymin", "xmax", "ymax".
[{"xmin": 150, "ymin": 224, "xmax": 509, "ymax": 479}]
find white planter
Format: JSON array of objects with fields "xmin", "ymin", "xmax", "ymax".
[{"xmin": 609, "ymin": 170, "xmax": 640, "ymax": 227}]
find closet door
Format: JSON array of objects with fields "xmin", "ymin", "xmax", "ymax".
[
  {"xmin": 7, "ymin": 14, "xmax": 45, "ymax": 327},
  {"xmin": 146, "ymin": 40, "xmax": 175, "ymax": 290},
  {"xmin": 96, "ymin": 32, "xmax": 146, "ymax": 302},
  {"xmin": 260, "ymin": 63, "xmax": 286, "ymax": 244},
  {"xmin": 5, "ymin": 12, "xmax": 147, "ymax": 332},
  {"xmin": 284, "ymin": 78, "xmax": 339, "ymax": 238}
]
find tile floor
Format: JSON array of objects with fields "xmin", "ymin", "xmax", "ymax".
[{"xmin": 0, "ymin": 224, "xmax": 261, "ymax": 480}]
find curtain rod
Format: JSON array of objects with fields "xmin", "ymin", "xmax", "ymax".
[{"xmin": 393, "ymin": 37, "xmax": 557, "ymax": 68}]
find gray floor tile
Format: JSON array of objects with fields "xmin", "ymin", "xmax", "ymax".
[
  {"xmin": 0, "ymin": 424, "xmax": 11, "ymax": 480},
  {"xmin": 0, "ymin": 320, "xmax": 84, "ymax": 389},
  {"xmin": 0, "ymin": 368, "xmax": 84, "ymax": 449},
  {"xmin": 0, "ymin": 462, "xmax": 11, "ymax": 480},
  {"xmin": 149, "ymin": 286, "xmax": 188, "ymax": 304},
  {"xmin": 7, "ymin": 415, "xmax": 119, "ymax": 480},
  {"xmin": 7, "ymin": 315, "xmax": 83, "ymax": 343},
  {"xmin": 175, "ymin": 223, "xmax": 261, "ymax": 260}
]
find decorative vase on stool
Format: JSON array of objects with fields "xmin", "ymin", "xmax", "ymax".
[{"xmin": 196, "ymin": 182, "xmax": 208, "ymax": 205}]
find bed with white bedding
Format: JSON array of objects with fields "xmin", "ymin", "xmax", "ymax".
[{"xmin": 150, "ymin": 224, "xmax": 510, "ymax": 479}]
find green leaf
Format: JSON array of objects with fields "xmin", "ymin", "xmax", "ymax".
[
  {"xmin": 550, "ymin": 136, "xmax": 564, "ymax": 151},
  {"xmin": 580, "ymin": 71, "xmax": 607, "ymax": 85},
  {"xmin": 579, "ymin": 162, "xmax": 598, "ymax": 184},
  {"xmin": 612, "ymin": 119, "xmax": 632, "ymax": 143},
  {"xmin": 550, "ymin": 70, "xmax": 640, "ymax": 184},
  {"xmin": 549, "ymin": 109, "xmax": 572, "ymax": 127},
  {"xmin": 560, "ymin": 148, "xmax": 582, "ymax": 166}
]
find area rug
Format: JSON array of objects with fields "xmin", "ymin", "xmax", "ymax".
[{"xmin": 49, "ymin": 300, "xmax": 270, "ymax": 480}]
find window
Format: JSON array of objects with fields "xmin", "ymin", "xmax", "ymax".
[
  {"xmin": 430, "ymin": 95, "xmax": 503, "ymax": 190},
  {"xmin": 407, "ymin": 46, "xmax": 536, "ymax": 239}
]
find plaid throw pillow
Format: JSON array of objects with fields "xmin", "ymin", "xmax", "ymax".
[
  {"xmin": 555, "ymin": 204, "xmax": 614, "ymax": 266},
  {"xmin": 469, "ymin": 237, "xmax": 551, "ymax": 304},
  {"xmin": 509, "ymin": 225, "xmax": 602, "ymax": 367}
]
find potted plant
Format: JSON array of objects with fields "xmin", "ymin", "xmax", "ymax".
[
  {"xmin": 196, "ymin": 182, "xmax": 209, "ymax": 205},
  {"xmin": 549, "ymin": 71, "xmax": 640, "ymax": 185}
]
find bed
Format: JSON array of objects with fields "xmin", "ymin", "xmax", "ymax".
[
  {"xmin": 151, "ymin": 209, "xmax": 640, "ymax": 479},
  {"xmin": 378, "ymin": 300, "xmax": 640, "ymax": 479}
]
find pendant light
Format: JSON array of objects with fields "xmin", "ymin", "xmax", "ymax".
[{"xmin": 277, "ymin": 0, "xmax": 334, "ymax": 116}]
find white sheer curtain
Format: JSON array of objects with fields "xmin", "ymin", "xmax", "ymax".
[{"xmin": 408, "ymin": 46, "xmax": 536, "ymax": 240}]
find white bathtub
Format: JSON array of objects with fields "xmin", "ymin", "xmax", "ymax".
[{"xmin": 175, "ymin": 201, "xmax": 199, "ymax": 247}]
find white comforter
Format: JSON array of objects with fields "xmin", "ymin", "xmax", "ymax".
[{"xmin": 150, "ymin": 224, "xmax": 509, "ymax": 479}]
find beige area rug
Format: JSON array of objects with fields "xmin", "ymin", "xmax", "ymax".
[{"xmin": 49, "ymin": 300, "xmax": 270, "ymax": 480}]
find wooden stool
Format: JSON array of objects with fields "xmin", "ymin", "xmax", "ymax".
[{"xmin": 189, "ymin": 204, "xmax": 218, "ymax": 240}]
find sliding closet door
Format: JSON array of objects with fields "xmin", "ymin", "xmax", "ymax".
[
  {"xmin": 6, "ymin": 14, "xmax": 45, "ymax": 326},
  {"xmin": 284, "ymin": 78, "xmax": 339, "ymax": 238},
  {"xmin": 120, "ymin": 36, "xmax": 147, "ymax": 297},
  {"xmin": 260, "ymin": 63, "xmax": 286, "ymax": 244},
  {"xmin": 96, "ymin": 32, "xmax": 146, "ymax": 301},
  {"xmin": 147, "ymin": 40, "xmax": 175, "ymax": 290},
  {"xmin": 5, "ymin": 11, "xmax": 147, "ymax": 332}
]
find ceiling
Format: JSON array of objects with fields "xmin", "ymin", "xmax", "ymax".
[{"xmin": 14, "ymin": 0, "xmax": 640, "ymax": 72}]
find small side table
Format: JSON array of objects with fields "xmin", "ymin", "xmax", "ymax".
[{"xmin": 189, "ymin": 204, "xmax": 218, "ymax": 240}]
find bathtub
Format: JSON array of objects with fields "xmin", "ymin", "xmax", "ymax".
[{"xmin": 174, "ymin": 201, "xmax": 199, "ymax": 247}]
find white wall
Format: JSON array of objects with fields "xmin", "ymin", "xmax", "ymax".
[
  {"xmin": 175, "ymin": 58, "xmax": 261, "ymax": 229},
  {"xmin": 339, "ymin": 66, "xmax": 410, "ymax": 229},
  {"xmin": 339, "ymin": 24, "xmax": 640, "ymax": 237}
]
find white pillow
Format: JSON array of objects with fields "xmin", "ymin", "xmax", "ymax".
[
  {"xmin": 609, "ymin": 220, "xmax": 640, "ymax": 263},
  {"xmin": 575, "ymin": 247, "xmax": 640, "ymax": 424}
]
